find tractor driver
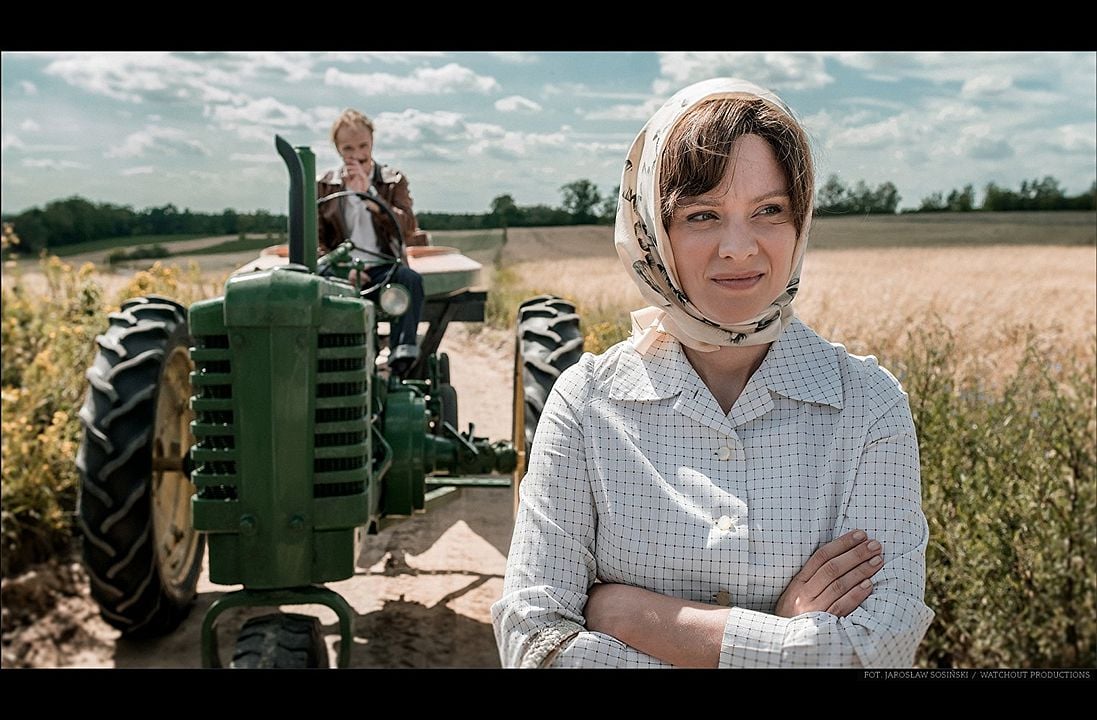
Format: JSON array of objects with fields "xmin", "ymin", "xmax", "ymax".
[{"xmin": 317, "ymin": 108, "xmax": 430, "ymax": 378}]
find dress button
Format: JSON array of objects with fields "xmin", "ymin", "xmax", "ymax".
[
  {"xmin": 717, "ymin": 515, "xmax": 734, "ymax": 531},
  {"xmin": 714, "ymin": 590, "xmax": 732, "ymax": 607},
  {"xmin": 717, "ymin": 446, "xmax": 733, "ymax": 461}
]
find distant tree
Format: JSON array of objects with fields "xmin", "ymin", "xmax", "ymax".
[
  {"xmin": 816, "ymin": 175, "xmax": 850, "ymax": 214},
  {"xmin": 597, "ymin": 185, "xmax": 620, "ymax": 224},
  {"xmin": 919, "ymin": 191, "xmax": 947, "ymax": 212},
  {"xmin": 559, "ymin": 179, "xmax": 602, "ymax": 224},
  {"xmin": 489, "ymin": 194, "xmax": 520, "ymax": 228},
  {"xmin": 947, "ymin": 184, "xmax": 976, "ymax": 212},
  {"xmin": 872, "ymin": 181, "xmax": 901, "ymax": 214},
  {"xmin": 220, "ymin": 208, "xmax": 238, "ymax": 234},
  {"xmin": 818, "ymin": 176, "xmax": 898, "ymax": 215}
]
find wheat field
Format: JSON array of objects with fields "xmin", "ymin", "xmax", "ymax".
[{"xmin": 494, "ymin": 226, "xmax": 1096, "ymax": 383}]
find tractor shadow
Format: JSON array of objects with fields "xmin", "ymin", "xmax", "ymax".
[{"xmin": 110, "ymin": 487, "xmax": 514, "ymax": 668}]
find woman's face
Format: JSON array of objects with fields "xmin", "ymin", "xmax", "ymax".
[{"xmin": 666, "ymin": 133, "xmax": 797, "ymax": 326}]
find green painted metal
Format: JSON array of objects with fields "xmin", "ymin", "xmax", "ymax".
[
  {"xmin": 379, "ymin": 379, "xmax": 427, "ymax": 516},
  {"xmin": 190, "ymin": 267, "xmax": 375, "ymax": 588},
  {"xmin": 200, "ymin": 586, "xmax": 354, "ymax": 668},
  {"xmin": 297, "ymin": 146, "xmax": 317, "ymax": 273}
]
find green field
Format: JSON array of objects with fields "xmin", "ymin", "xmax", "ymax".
[
  {"xmin": 171, "ymin": 235, "xmax": 280, "ymax": 256},
  {"xmin": 48, "ymin": 234, "xmax": 208, "ymax": 257},
  {"xmin": 811, "ymin": 210, "xmax": 1096, "ymax": 249}
]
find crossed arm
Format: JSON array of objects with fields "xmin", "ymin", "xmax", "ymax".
[
  {"xmin": 582, "ymin": 529, "xmax": 886, "ymax": 667},
  {"xmin": 492, "ymin": 360, "xmax": 935, "ymax": 669}
]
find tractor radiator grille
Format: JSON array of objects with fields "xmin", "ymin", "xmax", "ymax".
[
  {"xmin": 191, "ymin": 333, "xmax": 237, "ymax": 500},
  {"xmin": 314, "ymin": 332, "xmax": 370, "ymax": 498}
]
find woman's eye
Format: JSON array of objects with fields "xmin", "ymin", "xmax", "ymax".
[
  {"xmin": 686, "ymin": 211, "xmax": 718, "ymax": 222},
  {"xmin": 758, "ymin": 204, "xmax": 784, "ymax": 216}
]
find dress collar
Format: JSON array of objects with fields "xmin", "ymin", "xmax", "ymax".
[{"xmin": 607, "ymin": 318, "xmax": 844, "ymax": 411}]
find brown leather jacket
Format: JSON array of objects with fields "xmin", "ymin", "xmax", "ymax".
[{"xmin": 317, "ymin": 163, "xmax": 429, "ymax": 260}]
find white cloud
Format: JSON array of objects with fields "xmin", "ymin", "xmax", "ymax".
[
  {"xmin": 316, "ymin": 52, "xmax": 446, "ymax": 65},
  {"xmin": 373, "ymin": 109, "xmax": 467, "ymax": 145},
  {"xmin": 206, "ymin": 99, "xmax": 339, "ymax": 142},
  {"xmin": 105, "ymin": 126, "xmax": 211, "ymax": 158},
  {"xmin": 1048, "ymin": 123, "xmax": 1097, "ymax": 153},
  {"xmin": 581, "ymin": 97, "xmax": 665, "ymax": 122},
  {"xmin": 121, "ymin": 166, "xmax": 155, "ymax": 176},
  {"xmin": 828, "ymin": 116, "xmax": 905, "ymax": 150},
  {"xmin": 225, "ymin": 51, "xmax": 313, "ymax": 82},
  {"xmin": 574, "ymin": 141, "xmax": 629, "ymax": 156},
  {"xmin": 229, "ymin": 152, "xmax": 283, "ymax": 163},
  {"xmin": 544, "ymin": 82, "xmax": 651, "ymax": 101},
  {"xmin": 20, "ymin": 81, "xmax": 37, "ymax": 95},
  {"xmin": 467, "ymin": 125, "xmax": 566, "ymax": 158},
  {"xmin": 654, "ymin": 52, "xmax": 833, "ymax": 93},
  {"xmin": 324, "ymin": 63, "xmax": 500, "ymax": 95},
  {"xmin": 42, "ymin": 51, "xmax": 249, "ymax": 105},
  {"xmin": 961, "ymin": 73, "xmax": 1013, "ymax": 99},
  {"xmin": 832, "ymin": 52, "xmax": 1094, "ymax": 106},
  {"xmin": 489, "ymin": 52, "xmax": 539, "ymax": 64},
  {"xmin": 495, "ymin": 95, "xmax": 542, "ymax": 113},
  {"xmin": 44, "ymin": 52, "xmax": 190, "ymax": 103},
  {"xmin": 22, "ymin": 158, "xmax": 89, "ymax": 170},
  {"xmin": 545, "ymin": 82, "xmax": 589, "ymax": 96},
  {"xmin": 2, "ymin": 134, "xmax": 24, "ymax": 151},
  {"xmin": 965, "ymin": 137, "xmax": 1015, "ymax": 160}
]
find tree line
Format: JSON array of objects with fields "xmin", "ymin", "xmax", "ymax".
[
  {"xmin": 4, "ymin": 175, "xmax": 1094, "ymax": 250},
  {"xmin": 1, "ymin": 197, "xmax": 286, "ymax": 254},
  {"xmin": 818, "ymin": 174, "xmax": 1096, "ymax": 215}
]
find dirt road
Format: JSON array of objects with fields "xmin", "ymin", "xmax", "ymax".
[{"xmin": 2, "ymin": 324, "xmax": 520, "ymax": 668}]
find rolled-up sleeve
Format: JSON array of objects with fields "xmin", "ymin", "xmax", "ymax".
[
  {"xmin": 491, "ymin": 355, "xmax": 670, "ymax": 668},
  {"xmin": 718, "ymin": 395, "xmax": 935, "ymax": 668}
]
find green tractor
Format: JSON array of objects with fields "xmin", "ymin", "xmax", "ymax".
[{"xmin": 75, "ymin": 136, "xmax": 584, "ymax": 667}]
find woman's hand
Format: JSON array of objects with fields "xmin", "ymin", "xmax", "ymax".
[{"xmin": 775, "ymin": 529, "xmax": 884, "ymax": 618}]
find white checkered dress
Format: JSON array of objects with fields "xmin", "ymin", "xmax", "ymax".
[{"xmin": 492, "ymin": 318, "xmax": 934, "ymax": 668}]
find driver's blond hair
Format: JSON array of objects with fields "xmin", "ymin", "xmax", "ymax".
[{"xmin": 331, "ymin": 109, "xmax": 375, "ymax": 145}]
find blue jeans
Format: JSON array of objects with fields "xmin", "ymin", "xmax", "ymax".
[{"xmin": 365, "ymin": 264, "xmax": 424, "ymax": 350}]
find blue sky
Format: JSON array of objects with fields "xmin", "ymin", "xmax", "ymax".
[{"xmin": 2, "ymin": 51, "xmax": 1094, "ymax": 215}]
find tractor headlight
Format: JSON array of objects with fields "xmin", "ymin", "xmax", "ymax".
[{"xmin": 379, "ymin": 283, "xmax": 411, "ymax": 317}]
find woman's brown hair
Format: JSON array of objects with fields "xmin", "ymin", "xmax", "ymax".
[{"xmin": 659, "ymin": 97, "xmax": 814, "ymax": 235}]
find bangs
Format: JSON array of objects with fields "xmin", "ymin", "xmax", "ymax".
[{"xmin": 659, "ymin": 98, "xmax": 813, "ymax": 234}]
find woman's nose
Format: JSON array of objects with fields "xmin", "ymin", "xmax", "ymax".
[{"xmin": 717, "ymin": 221, "xmax": 759, "ymax": 260}]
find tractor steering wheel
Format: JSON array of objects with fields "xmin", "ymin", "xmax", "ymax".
[{"xmin": 316, "ymin": 188, "xmax": 406, "ymax": 297}]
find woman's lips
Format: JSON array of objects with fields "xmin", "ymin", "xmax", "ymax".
[{"xmin": 711, "ymin": 273, "xmax": 763, "ymax": 290}]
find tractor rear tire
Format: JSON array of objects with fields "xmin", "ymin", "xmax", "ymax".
[
  {"xmin": 231, "ymin": 613, "xmax": 329, "ymax": 668},
  {"xmin": 76, "ymin": 296, "xmax": 204, "ymax": 637},
  {"xmin": 512, "ymin": 295, "xmax": 583, "ymax": 516}
]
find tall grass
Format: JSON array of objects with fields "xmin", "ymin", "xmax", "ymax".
[
  {"xmin": 1, "ymin": 259, "xmax": 216, "ymax": 577},
  {"xmin": 894, "ymin": 325, "xmax": 1096, "ymax": 667}
]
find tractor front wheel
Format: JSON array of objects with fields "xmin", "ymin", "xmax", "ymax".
[
  {"xmin": 511, "ymin": 295, "xmax": 583, "ymax": 516},
  {"xmin": 76, "ymin": 296, "xmax": 204, "ymax": 637},
  {"xmin": 231, "ymin": 613, "xmax": 329, "ymax": 668}
]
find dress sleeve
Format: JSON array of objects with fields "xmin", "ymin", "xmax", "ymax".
[
  {"xmin": 491, "ymin": 355, "xmax": 671, "ymax": 668},
  {"xmin": 718, "ymin": 393, "xmax": 935, "ymax": 668}
]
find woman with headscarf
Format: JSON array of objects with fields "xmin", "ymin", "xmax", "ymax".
[{"xmin": 491, "ymin": 78, "xmax": 934, "ymax": 668}]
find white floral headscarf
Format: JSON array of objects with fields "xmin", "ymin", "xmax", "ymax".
[{"xmin": 614, "ymin": 77, "xmax": 812, "ymax": 354}]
